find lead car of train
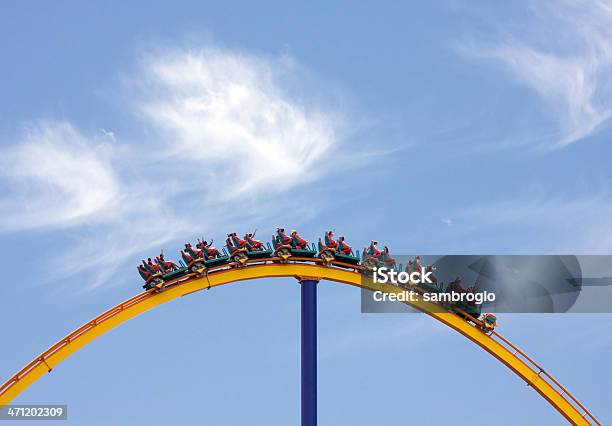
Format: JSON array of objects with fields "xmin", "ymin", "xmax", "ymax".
[{"xmin": 136, "ymin": 227, "xmax": 497, "ymax": 331}]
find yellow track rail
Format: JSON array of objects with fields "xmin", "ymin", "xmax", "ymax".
[{"xmin": 0, "ymin": 260, "xmax": 601, "ymax": 425}]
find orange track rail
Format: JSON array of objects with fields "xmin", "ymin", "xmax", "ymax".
[{"xmin": 0, "ymin": 259, "xmax": 602, "ymax": 425}]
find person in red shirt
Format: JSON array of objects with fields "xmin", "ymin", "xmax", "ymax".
[
  {"xmin": 276, "ymin": 227, "xmax": 293, "ymax": 245},
  {"xmin": 291, "ymin": 230, "xmax": 308, "ymax": 249},
  {"xmin": 156, "ymin": 252, "xmax": 177, "ymax": 272},
  {"xmin": 146, "ymin": 258, "xmax": 161, "ymax": 274},
  {"xmin": 324, "ymin": 230, "xmax": 338, "ymax": 249},
  {"xmin": 245, "ymin": 230, "xmax": 264, "ymax": 250},
  {"xmin": 198, "ymin": 239, "xmax": 221, "ymax": 259},
  {"xmin": 368, "ymin": 241, "xmax": 382, "ymax": 257},
  {"xmin": 337, "ymin": 236, "xmax": 352, "ymax": 255}
]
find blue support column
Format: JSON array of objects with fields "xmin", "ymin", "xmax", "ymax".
[{"xmin": 300, "ymin": 279, "xmax": 318, "ymax": 426}]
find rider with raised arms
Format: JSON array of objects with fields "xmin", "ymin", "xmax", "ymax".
[{"xmin": 245, "ymin": 230, "xmax": 264, "ymax": 250}]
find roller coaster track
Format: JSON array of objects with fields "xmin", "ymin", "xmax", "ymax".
[{"xmin": 0, "ymin": 257, "xmax": 601, "ymax": 425}]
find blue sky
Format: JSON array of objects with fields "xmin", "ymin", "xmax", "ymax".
[{"xmin": 1, "ymin": 0, "xmax": 611, "ymax": 424}]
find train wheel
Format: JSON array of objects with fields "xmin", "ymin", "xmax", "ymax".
[
  {"xmin": 152, "ymin": 277, "xmax": 165, "ymax": 291},
  {"xmin": 362, "ymin": 258, "xmax": 378, "ymax": 269},
  {"xmin": 190, "ymin": 263, "xmax": 203, "ymax": 273},
  {"xmin": 277, "ymin": 248, "xmax": 290, "ymax": 262},
  {"xmin": 318, "ymin": 250, "xmax": 334, "ymax": 265}
]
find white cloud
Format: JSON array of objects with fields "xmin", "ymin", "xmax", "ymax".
[
  {"xmin": 0, "ymin": 121, "xmax": 193, "ymax": 290},
  {"xmin": 0, "ymin": 122, "xmax": 121, "ymax": 230},
  {"xmin": 463, "ymin": 0, "xmax": 612, "ymax": 147},
  {"xmin": 0, "ymin": 45, "xmax": 361, "ymax": 290},
  {"xmin": 135, "ymin": 47, "xmax": 346, "ymax": 199}
]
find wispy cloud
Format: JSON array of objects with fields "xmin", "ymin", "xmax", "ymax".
[
  {"xmin": 462, "ymin": 0, "xmax": 612, "ymax": 147},
  {"xmin": 0, "ymin": 44, "xmax": 361, "ymax": 290},
  {"xmin": 0, "ymin": 121, "xmax": 193, "ymax": 289},
  {"xmin": 133, "ymin": 47, "xmax": 348, "ymax": 200},
  {"xmin": 0, "ymin": 122, "xmax": 121, "ymax": 231}
]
